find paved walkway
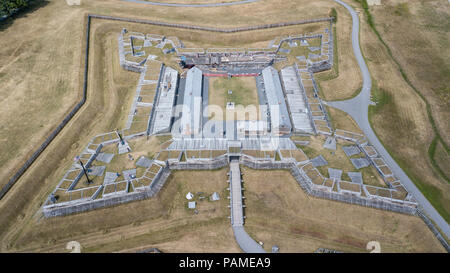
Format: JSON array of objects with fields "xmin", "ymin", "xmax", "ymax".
[
  {"xmin": 232, "ymin": 226, "xmax": 265, "ymax": 253},
  {"xmin": 326, "ymin": 0, "xmax": 450, "ymax": 238},
  {"xmin": 122, "ymin": 0, "xmax": 260, "ymax": 7},
  {"xmin": 229, "ymin": 160, "xmax": 265, "ymax": 253}
]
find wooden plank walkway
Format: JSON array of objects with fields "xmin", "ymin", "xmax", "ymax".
[{"xmin": 230, "ymin": 161, "xmax": 244, "ymax": 226}]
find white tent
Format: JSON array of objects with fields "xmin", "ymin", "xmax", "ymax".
[
  {"xmin": 186, "ymin": 192, "xmax": 194, "ymax": 200},
  {"xmin": 210, "ymin": 192, "xmax": 220, "ymax": 201}
]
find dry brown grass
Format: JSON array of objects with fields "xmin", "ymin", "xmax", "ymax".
[
  {"xmin": 0, "ymin": 0, "xmax": 398, "ymax": 252},
  {"xmin": 301, "ymin": 135, "xmax": 386, "ymax": 187},
  {"xmin": 0, "ymin": 18, "xmax": 144, "ymax": 250},
  {"xmin": 0, "ymin": 0, "xmax": 336, "ymax": 190},
  {"xmin": 112, "ymin": 220, "xmax": 240, "ymax": 253},
  {"xmin": 326, "ymin": 105, "xmax": 362, "ymax": 134},
  {"xmin": 7, "ymin": 169, "xmax": 237, "ymax": 253},
  {"xmin": 433, "ymin": 141, "xmax": 450, "ymax": 179},
  {"xmin": 0, "ymin": 1, "xmax": 85, "ymax": 189},
  {"xmin": 241, "ymin": 167, "xmax": 444, "ymax": 252},
  {"xmin": 141, "ymin": 0, "xmax": 239, "ymax": 3},
  {"xmin": 96, "ymin": 0, "xmax": 333, "ymax": 27},
  {"xmin": 0, "ymin": 0, "xmax": 340, "ymax": 194},
  {"xmin": 130, "ymin": 135, "xmax": 171, "ymax": 159},
  {"xmin": 143, "ymin": 0, "xmax": 238, "ymax": 3},
  {"xmin": 369, "ymin": 0, "xmax": 449, "ymax": 145},
  {"xmin": 315, "ymin": 2, "xmax": 362, "ymax": 101},
  {"xmin": 355, "ymin": 1, "xmax": 450, "ymax": 221}
]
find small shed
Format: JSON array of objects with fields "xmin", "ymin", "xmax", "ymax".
[{"xmin": 188, "ymin": 201, "xmax": 196, "ymax": 209}]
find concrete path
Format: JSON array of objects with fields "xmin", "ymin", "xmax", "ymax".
[
  {"xmin": 122, "ymin": 0, "xmax": 260, "ymax": 7},
  {"xmin": 326, "ymin": 0, "xmax": 450, "ymax": 238},
  {"xmin": 232, "ymin": 226, "xmax": 265, "ymax": 253}
]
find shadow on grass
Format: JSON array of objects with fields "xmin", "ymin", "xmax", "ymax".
[{"xmin": 0, "ymin": 0, "xmax": 49, "ymax": 32}]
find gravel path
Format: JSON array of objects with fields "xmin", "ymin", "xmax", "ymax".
[{"xmin": 326, "ymin": 0, "xmax": 450, "ymax": 238}]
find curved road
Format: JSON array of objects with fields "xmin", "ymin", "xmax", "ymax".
[
  {"xmin": 326, "ymin": 0, "xmax": 450, "ymax": 238},
  {"xmin": 122, "ymin": 0, "xmax": 260, "ymax": 7},
  {"xmin": 233, "ymin": 226, "xmax": 265, "ymax": 253}
]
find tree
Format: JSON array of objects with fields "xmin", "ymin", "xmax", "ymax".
[
  {"xmin": 0, "ymin": 0, "xmax": 31, "ymax": 17},
  {"xmin": 329, "ymin": 8, "xmax": 338, "ymax": 23}
]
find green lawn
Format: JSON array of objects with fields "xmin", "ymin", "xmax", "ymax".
[{"xmin": 208, "ymin": 77, "xmax": 260, "ymax": 121}]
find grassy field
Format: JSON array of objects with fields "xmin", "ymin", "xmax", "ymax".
[
  {"xmin": 143, "ymin": 0, "xmax": 240, "ymax": 3},
  {"xmin": 325, "ymin": 105, "xmax": 362, "ymax": 134},
  {"xmin": 279, "ymin": 38, "xmax": 322, "ymax": 58},
  {"xmin": 366, "ymin": 0, "xmax": 450, "ymax": 186},
  {"xmin": 7, "ymin": 166, "xmax": 445, "ymax": 253},
  {"xmin": 0, "ymin": 0, "xmax": 342, "ymax": 189},
  {"xmin": 275, "ymin": 36, "xmax": 323, "ymax": 68},
  {"xmin": 2, "ymin": 0, "xmax": 445, "ymax": 252},
  {"xmin": 0, "ymin": 19, "xmax": 145, "ymax": 249},
  {"xmin": 88, "ymin": 135, "xmax": 170, "ymax": 181},
  {"xmin": 351, "ymin": 0, "xmax": 450, "ymax": 223},
  {"xmin": 369, "ymin": 0, "xmax": 449, "ymax": 147},
  {"xmin": 0, "ymin": 0, "xmax": 343, "ymax": 236},
  {"xmin": 0, "ymin": 0, "xmax": 338, "ymax": 191},
  {"xmin": 242, "ymin": 167, "xmax": 444, "ymax": 252},
  {"xmin": 0, "ymin": 0, "xmax": 85, "ymax": 190},
  {"xmin": 433, "ymin": 141, "xmax": 450, "ymax": 179},
  {"xmin": 0, "ymin": 0, "xmax": 347, "ymax": 250},
  {"xmin": 208, "ymin": 77, "xmax": 260, "ymax": 121},
  {"xmin": 314, "ymin": 1, "xmax": 362, "ymax": 101},
  {"xmin": 301, "ymin": 135, "xmax": 386, "ymax": 187},
  {"xmin": 7, "ymin": 169, "xmax": 238, "ymax": 253}
]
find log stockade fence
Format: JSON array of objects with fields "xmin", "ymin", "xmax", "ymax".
[
  {"xmin": 0, "ymin": 16, "xmax": 91, "ymax": 200},
  {"xmin": 90, "ymin": 14, "xmax": 333, "ymax": 33},
  {"xmin": 0, "ymin": 14, "xmax": 333, "ymax": 200}
]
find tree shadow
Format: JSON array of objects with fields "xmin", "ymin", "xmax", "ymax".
[{"xmin": 0, "ymin": 0, "xmax": 50, "ymax": 32}]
